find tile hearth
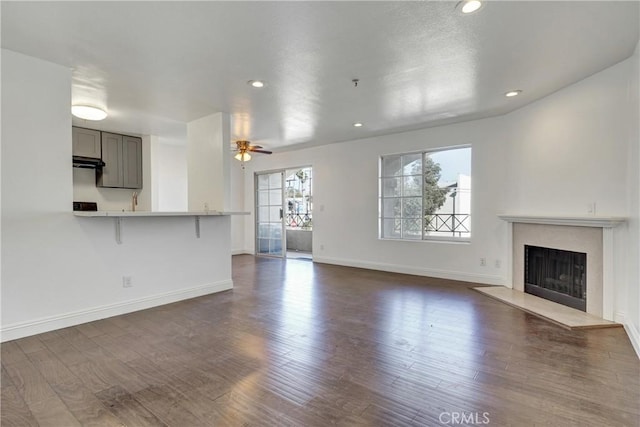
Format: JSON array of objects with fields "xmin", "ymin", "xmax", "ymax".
[{"xmin": 473, "ymin": 286, "xmax": 621, "ymax": 330}]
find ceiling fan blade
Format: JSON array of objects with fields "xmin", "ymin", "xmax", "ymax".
[
  {"xmin": 249, "ymin": 145, "xmax": 263, "ymax": 149},
  {"xmin": 250, "ymin": 149, "xmax": 272, "ymax": 154}
]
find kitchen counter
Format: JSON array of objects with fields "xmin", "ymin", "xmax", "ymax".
[
  {"xmin": 74, "ymin": 211, "xmax": 248, "ymax": 217},
  {"xmin": 74, "ymin": 210, "xmax": 248, "ymax": 243}
]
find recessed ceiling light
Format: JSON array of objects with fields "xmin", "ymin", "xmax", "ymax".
[
  {"xmin": 71, "ymin": 105, "xmax": 108, "ymax": 120},
  {"xmin": 353, "ymin": 122, "xmax": 363, "ymax": 128},
  {"xmin": 505, "ymin": 90, "xmax": 523, "ymax": 97},
  {"xmin": 457, "ymin": 0, "xmax": 483, "ymax": 14},
  {"xmin": 248, "ymin": 80, "xmax": 266, "ymax": 88}
]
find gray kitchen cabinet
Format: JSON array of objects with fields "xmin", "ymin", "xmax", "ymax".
[
  {"xmin": 123, "ymin": 136, "xmax": 142, "ymax": 189},
  {"xmin": 72, "ymin": 127, "xmax": 101, "ymax": 158},
  {"xmin": 98, "ymin": 132, "xmax": 124, "ymax": 187},
  {"xmin": 97, "ymin": 132, "xmax": 142, "ymax": 189}
]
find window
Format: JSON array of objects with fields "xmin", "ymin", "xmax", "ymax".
[{"xmin": 379, "ymin": 146, "xmax": 471, "ymax": 240}]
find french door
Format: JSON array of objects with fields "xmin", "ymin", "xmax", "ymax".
[{"xmin": 255, "ymin": 171, "xmax": 285, "ymax": 257}]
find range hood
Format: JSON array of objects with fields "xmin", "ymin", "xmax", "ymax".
[{"xmin": 73, "ymin": 156, "xmax": 105, "ymax": 169}]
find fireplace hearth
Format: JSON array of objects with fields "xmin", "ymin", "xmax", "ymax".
[{"xmin": 524, "ymin": 245, "xmax": 586, "ymax": 311}]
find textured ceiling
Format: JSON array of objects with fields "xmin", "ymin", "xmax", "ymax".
[{"xmin": 2, "ymin": 1, "xmax": 639, "ymax": 149}]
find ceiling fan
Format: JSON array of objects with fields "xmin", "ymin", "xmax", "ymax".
[{"xmin": 233, "ymin": 140, "xmax": 272, "ymax": 163}]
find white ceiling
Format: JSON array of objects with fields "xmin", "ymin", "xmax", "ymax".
[{"xmin": 2, "ymin": 1, "xmax": 639, "ymax": 150}]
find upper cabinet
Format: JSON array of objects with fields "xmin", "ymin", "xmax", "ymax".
[
  {"xmin": 72, "ymin": 127, "xmax": 101, "ymax": 158},
  {"xmin": 123, "ymin": 136, "xmax": 143, "ymax": 189},
  {"xmin": 97, "ymin": 132, "xmax": 143, "ymax": 189},
  {"xmin": 99, "ymin": 132, "xmax": 124, "ymax": 188}
]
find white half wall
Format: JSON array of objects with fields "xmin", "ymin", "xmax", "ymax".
[{"xmin": 1, "ymin": 49, "xmax": 232, "ymax": 341}]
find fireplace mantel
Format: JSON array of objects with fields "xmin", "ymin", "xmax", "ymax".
[
  {"xmin": 498, "ymin": 214, "xmax": 626, "ymax": 228},
  {"xmin": 499, "ymin": 214, "xmax": 627, "ymax": 322}
]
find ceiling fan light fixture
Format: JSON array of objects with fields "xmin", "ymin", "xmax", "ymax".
[
  {"xmin": 248, "ymin": 80, "xmax": 266, "ymax": 88},
  {"xmin": 505, "ymin": 90, "xmax": 523, "ymax": 97},
  {"xmin": 71, "ymin": 105, "xmax": 108, "ymax": 121},
  {"xmin": 234, "ymin": 152, "xmax": 251, "ymax": 162},
  {"xmin": 457, "ymin": 0, "xmax": 483, "ymax": 14}
]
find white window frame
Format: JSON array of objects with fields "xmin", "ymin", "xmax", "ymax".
[{"xmin": 378, "ymin": 145, "xmax": 471, "ymax": 243}]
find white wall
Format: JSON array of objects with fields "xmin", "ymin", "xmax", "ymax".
[
  {"xmin": 625, "ymin": 42, "xmax": 640, "ymax": 355},
  {"xmin": 73, "ymin": 167, "xmax": 142, "ymax": 211},
  {"xmin": 153, "ymin": 141, "xmax": 188, "ymax": 211},
  {"xmin": 505, "ymin": 59, "xmax": 631, "ymax": 216},
  {"xmin": 230, "ymin": 159, "xmax": 246, "ymax": 253},
  {"xmin": 187, "ymin": 112, "xmax": 230, "ymax": 212},
  {"xmin": 244, "ymin": 117, "xmax": 510, "ymax": 285},
  {"xmin": 241, "ymin": 52, "xmax": 639, "ymax": 353},
  {"xmin": 1, "ymin": 49, "xmax": 232, "ymax": 341}
]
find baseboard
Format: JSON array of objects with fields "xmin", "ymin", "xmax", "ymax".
[
  {"xmin": 312, "ymin": 256, "xmax": 504, "ymax": 285},
  {"xmin": 232, "ymin": 249, "xmax": 253, "ymax": 255},
  {"xmin": 614, "ymin": 311, "xmax": 626, "ymax": 324},
  {"xmin": 624, "ymin": 321, "xmax": 640, "ymax": 359},
  {"xmin": 0, "ymin": 280, "xmax": 233, "ymax": 342}
]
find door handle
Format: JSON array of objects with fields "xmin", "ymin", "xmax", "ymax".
[{"xmin": 280, "ymin": 208, "xmax": 283, "ymax": 219}]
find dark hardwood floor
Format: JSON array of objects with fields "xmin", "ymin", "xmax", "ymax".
[{"xmin": 2, "ymin": 255, "xmax": 639, "ymax": 426}]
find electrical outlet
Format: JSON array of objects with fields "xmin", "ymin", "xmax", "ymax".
[
  {"xmin": 480, "ymin": 258, "xmax": 486, "ymax": 267},
  {"xmin": 587, "ymin": 202, "xmax": 596, "ymax": 214},
  {"xmin": 122, "ymin": 276, "xmax": 133, "ymax": 288},
  {"xmin": 495, "ymin": 259, "xmax": 501, "ymax": 269}
]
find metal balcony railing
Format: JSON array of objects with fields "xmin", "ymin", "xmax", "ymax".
[
  {"xmin": 285, "ymin": 212, "xmax": 312, "ymax": 229},
  {"xmin": 425, "ymin": 213, "xmax": 470, "ymax": 236}
]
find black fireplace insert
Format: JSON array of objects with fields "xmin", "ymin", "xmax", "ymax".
[{"xmin": 524, "ymin": 245, "xmax": 586, "ymax": 311}]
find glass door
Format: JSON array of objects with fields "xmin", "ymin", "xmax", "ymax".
[{"xmin": 255, "ymin": 171, "xmax": 285, "ymax": 257}]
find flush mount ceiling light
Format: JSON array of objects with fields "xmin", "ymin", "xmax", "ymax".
[
  {"xmin": 71, "ymin": 105, "xmax": 108, "ymax": 121},
  {"xmin": 353, "ymin": 122, "xmax": 363, "ymax": 127},
  {"xmin": 505, "ymin": 90, "xmax": 523, "ymax": 97},
  {"xmin": 247, "ymin": 80, "xmax": 266, "ymax": 88},
  {"xmin": 457, "ymin": 0, "xmax": 483, "ymax": 14}
]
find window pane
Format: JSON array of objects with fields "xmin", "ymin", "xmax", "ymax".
[
  {"xmin": 403, "ymin": 175, "xmax": 422, "ymax": 196},
  {"xmin": 269, "ymin": 206, "xmax": 281, "ymax": 221},
  {"xmin": 382, "ymin": 198, "xmax": 401, "ymax": 218},
  {"xmin": 258, "ymin": 224, "xmax": 269, "ymax": 238},
  {"xmin": 402, "ymin": 197, "xmax": 422, "ymax": 218},
  {"xmin": 382, "ymin": 177, "xmax": 401, "ymax": 197},
  {"xmin": 382, "ymin": 218, "xmax": 401, "ymax": 239},
  {"xmin": 258, "ymin": 174, "xmax": 269, "ymax": 189},
  {"xmin": 402, "ymin": 218, "xmax": 422, "ymax": 239},
  {"xmin": 270, "ymin": 224, "xmax": 282, "ymax": 239},
  {"xmin": 258, "ymin": 238, "xmax": 269, "ymax": 254},
  {"xmin": 258, "ymin": 190, "xmax": 269, "ymax": 206},
  {"xmin": 402, "ymin": 153, "xmax": 422, "ymax": 175},
  {"xmin": 268, "ymin": 173, "xmax": 281, "ymax": 189},
  {"xmin": 269, "ymin": 239, "xmax": 282, "ymax": 255},
  {"xmin": 426, "ymin": 146, "xmax": 472, "ymax": 237},
  {"xmin": 269, "ymin": 189, "xmax": 282, "ymax": 205},
  {"xmin": 258, "ymin": 207, "xmax": 269, "ymax": 222},
  {"xmin": 382, "ymin": 156, "xmax": 402, "ymax": 177}
]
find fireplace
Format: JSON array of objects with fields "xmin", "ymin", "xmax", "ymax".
[
  {"xmin": 524, "ymin": 245, "xmax": 586, "ymax": 311},
  {"xmin": 499, "ymin": 215, "xmax": 626, "ymax": 321}
]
